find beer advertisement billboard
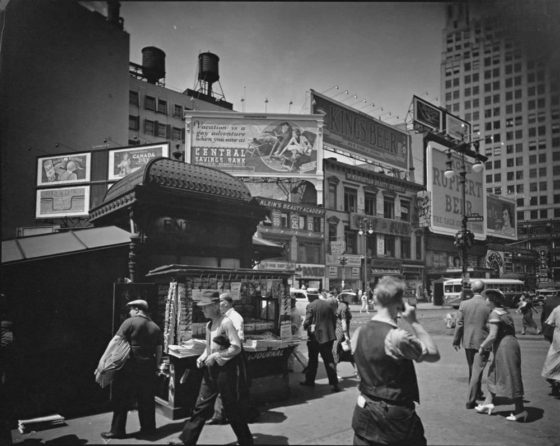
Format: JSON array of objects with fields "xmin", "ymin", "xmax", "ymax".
[
  {"xmin": 426, "ymin": 141, "xmax": 486, "ymax": 239},
  {"xmin": 310, "ymin": 90, "xmax": 408, "ymax": 169},
  {"xmin": 185, "ymin": 111, "xmax": 323, "ymax": 179}
]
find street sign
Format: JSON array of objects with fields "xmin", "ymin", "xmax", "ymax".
[{"xmin": 465, "ymin": 214, "xmax": 484, "ymax": 222}]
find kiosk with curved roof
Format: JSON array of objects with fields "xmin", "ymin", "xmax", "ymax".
[{"xmin": 90, "ymin": 157, "xmax": 267, "ymax": 276}]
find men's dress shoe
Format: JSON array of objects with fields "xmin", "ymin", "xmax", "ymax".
[
  {"xmin": 300, "ymin": 381, "xmax": 315, "ymax": 387},
  {"xmin": 206, "ymin": 417, "xmax": 227, "ymax": 425},
  {"xmin": 169, "ymin": 438, "xmax": 185, "ymax": 445},
  {"xmin": 466, "ymin": 402, "xmax": 476, "ymax": 409},
  {"xmin": 332, "ymin": 385, "xmax": 341, "ymax": 392},
  {"xmin": 101, "ymin": 432, "xmax": 125, "ymax": 439}
]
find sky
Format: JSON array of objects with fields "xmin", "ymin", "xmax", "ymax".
[{"xmin": 118, "ymin": 2, "xmax": 446, "ymax": 123}]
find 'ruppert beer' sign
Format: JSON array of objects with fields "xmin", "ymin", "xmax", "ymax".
[{"xmin": 311, "ymin": 90, "xmax": 408, "ymax": 169}]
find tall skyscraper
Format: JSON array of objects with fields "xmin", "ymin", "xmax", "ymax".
[{"xmin": 440, "ymin": 0, "xmax": 560, "ymax": 285}]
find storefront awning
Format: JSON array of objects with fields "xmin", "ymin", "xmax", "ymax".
[
  {"xmin": 1, "ymin": 226, "xmax": 132, "ymax": 265},
  {"xmin": 2, "ymin": 227, "xmax": 283, "ymax": 265}
]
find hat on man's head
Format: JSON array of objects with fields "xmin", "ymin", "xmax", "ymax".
[
  {"xmin": 126, "ymin": 299, "xmax": 148, "ymax": 311},
  {"xmin": 197, "ymin": 290, "xmax": 220, "ymax": 307},
  {"xmin": 219, "ymin": 292, "xmax": 233, "ymax": 304}
]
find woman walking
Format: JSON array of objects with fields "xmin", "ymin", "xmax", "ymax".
[
  {"xmin": 333, "ymin": 294, "xmax": 356, "ymax": 378},
  {"xmin": 475, "ymin": 289, "xmax": 527, "ymax": 422},
  {"xmin": 541, "ymin": 305, "xmax": 560, "ymax": 396}
]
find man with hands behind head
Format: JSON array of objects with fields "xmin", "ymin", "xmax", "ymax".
[{"xmin": 351, "ymin": 276, "xmax": 440, "ymax": 446}]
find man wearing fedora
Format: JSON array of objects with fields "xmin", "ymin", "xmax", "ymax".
[
  {"xmin": 170, "ymin": 291, "xmax": 253, "ymax": 446},
  {"xmin": 101, "ymin": 299, "xmax": 162, "ymax": 440}
]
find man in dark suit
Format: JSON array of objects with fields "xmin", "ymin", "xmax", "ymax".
[
  {"xmin": 301, "ymin": 294, "xmax": 339, "ymax": 392},
  {"xmin": 452, "ymin": 280, "xmax": 491, "ymax": 409}
]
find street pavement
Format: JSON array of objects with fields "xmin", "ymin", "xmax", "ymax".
[{"xmin": 11, "ymin": 303, "xmax": 560, "ymax": 445}]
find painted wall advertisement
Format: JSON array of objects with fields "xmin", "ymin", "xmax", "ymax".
[
  {"xmin": 108, "ymin": 143, "xmax": 169, "ymax": 181},
  {"xmin": 426, "ymin": 141, "xmax": 486, "ymax": 239},
  {"xmin": 186, "ymin": 113, "xmax": 322, "ymax": 178},
  {"xmin": 36, "ymin": 186, "xmax": 90, "ymax": 218},
  {"xmin": 311, "ymin": 90, "xmax": 408, "ymax": 169},
  {"xmin": 486, "ymin": 194, "xmax": 517, "ymax": 240}
]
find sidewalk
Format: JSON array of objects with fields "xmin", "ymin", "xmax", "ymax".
[{"xmin": 12, "ymin": 329, "xmax": 559, "ymax": 445}]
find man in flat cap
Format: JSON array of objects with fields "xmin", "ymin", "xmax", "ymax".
[
  {"xmin": 101, "ymin": 299, "xmax": 162, "ymax": 440},
  {"xmin": 170, "ymin": 291, "xmax": 253, "ymax": 446}
]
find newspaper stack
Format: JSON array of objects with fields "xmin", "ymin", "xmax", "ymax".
[{"xmin": 18, "ymin": 414, "xmax": 66, "ymax": 433}]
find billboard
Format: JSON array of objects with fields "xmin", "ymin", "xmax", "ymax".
[
  {"xmin": 486, "ymin": 194, "xmax": 517, "ymax": 240},
  {"xmin": 36, "ymin": 186, "xmax": 90, "ymax": 218},
  {"xmin": 108, "ymin": 143, "xmax": 169, "ymax": 181},
  {"xmin": 413, "ymin": 96, "xmax": 443, "ymax": 133},
  {"xmin": 37, "ymin": 153, "xmax": 91, "ymax": 186},
  {"xmin": 310, "ymin": 90, "xmax": 408, "ymax": 169},
  {"xmin": 426, "ymin": 141, "xmax": 486, "ymax": 239},
  {"xmin": 185, "ymin": 112, "xmax": 322, "ymax": 178}
]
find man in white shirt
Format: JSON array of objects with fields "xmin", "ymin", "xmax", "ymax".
[{"xmin": 206, "ymin": 293, "xmax": 248, "ymax": 424}]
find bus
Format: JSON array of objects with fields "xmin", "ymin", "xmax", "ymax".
[{"xmin": 443, "ymin": 278, "xmax": 525, "ymax": 308}]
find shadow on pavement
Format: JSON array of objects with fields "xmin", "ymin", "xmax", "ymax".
[
  {"xmin": 15, "ymin": 434, "xmax": 87, "ymax": 445},
  {"xmin": 129, "ymin": 421, "xmax": 185, "ymax": 441},
  {"xmin": 250, "ymin": 410, "xmax": 287, "ymax": 424},
  {"xmin": 227, "ymin": 432, "xmax": 289, "ymax": 445}
]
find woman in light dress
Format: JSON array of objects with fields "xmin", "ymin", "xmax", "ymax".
[{"xmin": 541, "ymin": 305, "xmax": 560, "ymax": 397}]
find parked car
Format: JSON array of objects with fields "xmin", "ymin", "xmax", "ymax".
[
  {"xmin": 535, "ymin": 289, "xmax": 559, "ymax": 305},
  {"xmin": 290, "ymin": 288, "xmax": 320, "ymax": 315}
]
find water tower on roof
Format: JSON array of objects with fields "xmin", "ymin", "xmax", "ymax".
[{"xmin": 194, "ymin": 51, "xmax": 226, "ymax": 100}]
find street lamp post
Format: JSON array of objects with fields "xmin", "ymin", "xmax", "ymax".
[{"xmin": 444, "ymin": 140, "xmax": 486, "ymax": 293}]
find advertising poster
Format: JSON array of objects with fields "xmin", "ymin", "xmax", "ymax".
[
  {"xmin": 36, "ymin": 186, "xmax": 90, "ymax": 218},
  {"xmin": 37, "ymin": 153, "xmax": 91, "ymax": 186},
  {"xmin": 413, "ymin": 95, "xmax": 443, "ymax": 132},
  {"xmin": 311, "ymin": 91, "xmax": 408, "ymax": 169},
  {"xmin": 426, "ymin": 141, "xmax": 486, "ymax": 239},
  {"xmin": 486, "ymin": 194, "xmax": 517, "ymax": 240},
  {"xmin": 108, "ymin": 143, "xmax": 169, "ymax": 181},
  {"xmin": 187, "ymin": 115, "xmax": 320, "ymax": 177},
  {"xmin": 445, "ymin": 114, "xmax": 471, "ymax": 142}
]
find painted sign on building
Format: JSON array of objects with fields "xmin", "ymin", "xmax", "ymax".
[
  {"xmin": 185, "ymin": 112, "xmax": 323, "ymax": 178},
  {"xmin": 426, "ymin": 141, "xmax": 486, "ymax": 239},
  {"xmin": 311, "ymin": 90, "xmax": 408, "ymax": 169}
]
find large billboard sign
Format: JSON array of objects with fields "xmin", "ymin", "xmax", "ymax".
[
  {"xmin": 185, "ymin": 111, "xmax": 323, "ymax": 178},
  {"xmin": 413, "ymin": 96, "xmax": 443, "ymax": 133},
  {"xmin": 426, "ymin": 141, "xmax": 486, "ymax": 239},
  {"xmin": 413, "ymin": 95, "xmax": 471, "ymax": 143},
  {"xmin": 486, "ymin": 194, "xmax": 517, "ymax": 240},
  {"xmin": 108, "ymin": 143, "xmax": 169, "ymax": 181},
  {"xmin": 310, "ymin": 90, "xmax": 408, "ymax": 169},
  {"xmin": 37, "ymin": 153, "xmax": 91, "ymax": 186}
]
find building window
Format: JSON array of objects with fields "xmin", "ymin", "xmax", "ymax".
[
  {"xmin": 280, "ymin": 212, "xmax": 288, "ymax": 228},
  {"xmin": 157, "ymin": 99, "xmax": 167, "ymax": 115},
  {"xmin": 400, "ymin": 200, "xmax": 410, "ymax": 221},
  {"xmin": 313, "ymin": 217, "xmax": 321, "ymax": 233},
  {"xmin": 540, "ymin": 209, "xmax": 548, "ymax": 219},
  {"xmin": 129, "ymin": 91, "xmax": 139, "ymax": 107},
  {"xmin": 173, "ymin": 104, "xmax": 183, "ymax": 118},
  {"xmin": 344, "ymin": 187, "xmax": 357, "ymax": 213},
  {"xmin": 384, "ymin": 235, "xmax": 395, "ymax": 257},
  {"xmin": 144, "ymin": 95, "xmax": 156, "ymax": 111},
  {"xmin": 516, "ymin": 198, "xmax": 524, "ymax": 207},
  {"xmin": 416, "ymin": 235, "xmax": 422, "ymax": 260},
  {"xmin": 172, "ymin": 127, "xmax": 183, "ymax": 141},
  {"xmin": 383, "ymin": 196, "xmax": 394, "ymax": 219},
  {"xmin": 328, "ymin": 222, "xmax": 337, "ymax": 247},
  {"xmin": 344, "ymin": 226, "xmax": 357, "ymax": 255},
  {"xmin": 365, "ymin": 193, "xmax": 376, "ymax": 216},
  {"xmin": 328, "ymin": 182, "xmax": 338, "ymax": 210},
  {"xmin": 144, "ymin": 119, "xmax": 155, "ymax": 135},
  {"xmin": 298, "ymin": 242, "xmax": 321, "ymax": 264},
  {"xmin": 129, "ymin": 115, "xmax": 139, "ymax": 131},
  {"xmin": 401, "ymin": 237, "xmax": 411, "ymax": 259},
  {"xmin": 156, "ymin": 122, "xmax": 168, "ymax": 138},
  {"xmin": 518, "ymin": 211, "xmax": 525, "ymax": 221}
]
